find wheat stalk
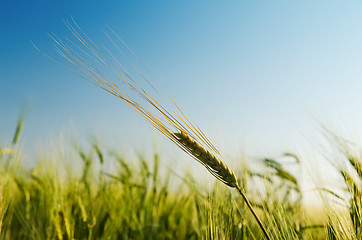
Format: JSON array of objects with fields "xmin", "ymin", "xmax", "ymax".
[{"xmin": 37, "ymin": 19, "xmax": 271, "ymax": 239}]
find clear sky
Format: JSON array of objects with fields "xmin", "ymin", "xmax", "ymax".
[{"xmin": 2, "ymin": 0, "xmax": 362, "ymax": 180}]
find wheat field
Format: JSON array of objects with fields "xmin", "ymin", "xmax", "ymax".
[{"xmin": 1, "ymin": 116, "xmax": 361, "ymax": 239}]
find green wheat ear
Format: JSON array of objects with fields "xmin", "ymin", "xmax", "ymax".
[{"xmin": 39, "ymin": 19, "xmax": 271, "ymax": 240}]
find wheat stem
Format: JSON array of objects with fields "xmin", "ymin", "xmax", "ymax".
[{"xmin": 236, "ymin": 185, "xmax": 271, "ymax": 240}]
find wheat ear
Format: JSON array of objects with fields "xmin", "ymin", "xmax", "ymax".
[
  {"xmin": 174, "ymin": 131, "xmax": 270, "ymax": 239},
  {"xmin": 39, "ymin": 19, "xmax": 270, "ymax": 240},
  {"xmin": 174, "ymin": 131, "xmax": 238, "ymax": 188}
]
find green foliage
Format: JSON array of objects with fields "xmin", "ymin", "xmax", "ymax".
[{"xmin": 3, "ymin": 119, "xmax": 354, "ymax": 240}]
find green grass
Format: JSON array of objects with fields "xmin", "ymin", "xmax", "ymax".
[{"xmin": 1, "ymin": 118, "xmax": 361, "ymax": 239}]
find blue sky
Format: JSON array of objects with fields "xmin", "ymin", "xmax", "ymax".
[{"xmin": 2, "ymin": 0, "xmax": 362, "ymax": 175}]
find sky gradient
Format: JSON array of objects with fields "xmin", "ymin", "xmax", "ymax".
[{"xmin": 2, "ymin": 0, "xmax": 362, "ymax": 180}]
